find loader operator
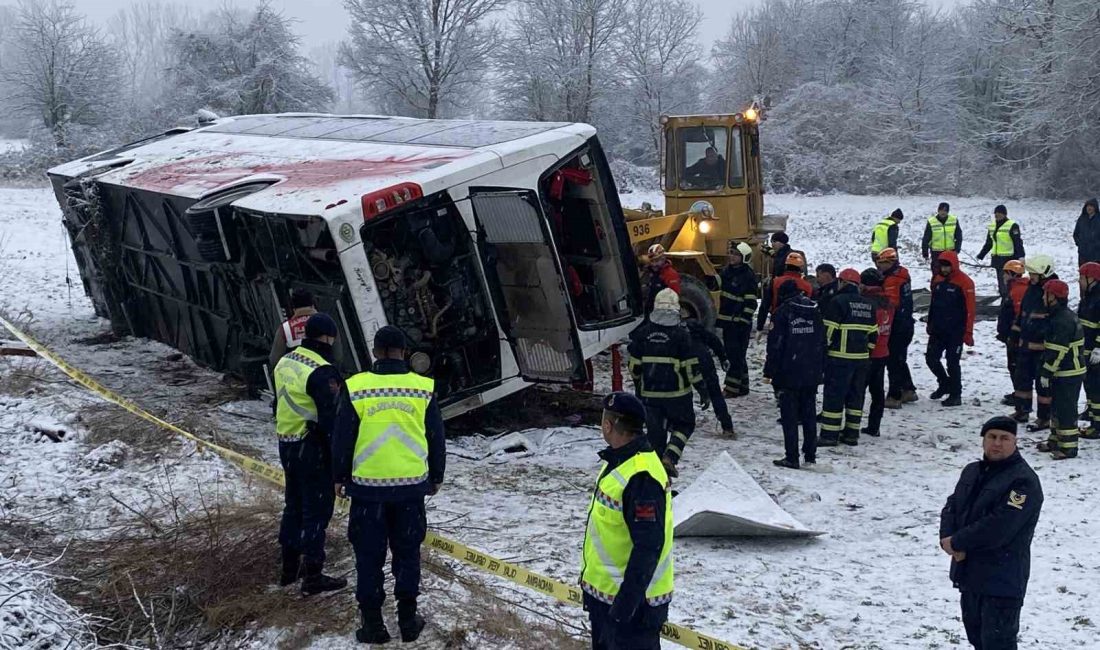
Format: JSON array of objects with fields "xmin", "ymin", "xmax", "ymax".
[
  {"xmin": 717, "ymin": 242, "xmax": 758, "ymax": 398},
  {"xmin": 683, "ymin": 146, "xmax": 725, "ymax": 189},
  {"xmin": 628, "ymin": 288, "xmax": 707, "ymax": 478}
]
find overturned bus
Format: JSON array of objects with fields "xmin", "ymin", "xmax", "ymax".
[{"xmin": 48, "ymin": 114, "xmax": 643, "ymax": 417}]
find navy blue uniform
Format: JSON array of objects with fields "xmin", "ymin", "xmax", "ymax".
[
  {"xmin": 717, "ymin": 262, "xmax": 758, "ymax": 395},
  {"xmin": 820, "ymin": 285, "xmax": 877, "ymax": 444},
  {"xmin": 1073, "ymin": 198, "xmax": 1100, "ymax": 266},
  {"xmin": 1079, "ymin": 283, "xmax": 1100, "ymax": 435},
  {"xmin": 332, "ymin": 359, "xmax": 446, "ymax": 611},
  {"xmin": 1013, "ymin": 278, "xmax": 1055, "ymax": 420},
  {"xmin": 685, "ymin": 320, "xmax": 732, "ymax": 431},
  {"xmin": 812, "ymin": 280, "xmax": 839, "ymax": 315},
  {"xmin": 940, "ymin": 450, "xmax": 1043, "ymax": 649},
  {"xmin": 279, "ymin": 339, "xmax": 349, "ymax": 569},
  {"xmin": 764, "ymin": 292, "xmax": 825, "ymax": 465}
]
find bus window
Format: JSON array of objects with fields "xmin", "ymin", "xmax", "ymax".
[
  {"xmin": 678, "ymin": 126, "xmax": 728, "ymax": 190},
  {"xmin": 729, "ymin": 127, "xmax": 745, "ymax": 188}
]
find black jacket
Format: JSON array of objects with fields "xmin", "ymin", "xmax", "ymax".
[
  {"xmin": 813, "ymin": 280, "xmax": 839, "ymax": 314},
  {"xmin": 1016, "ymin": 277, "xmax": 1056, "ymax": 346},
  {"xmin": 822, "ymin": 284, "xmax": 877, "ymax": 359},
  {"xmin": 977, "ymin": 219, "xmax": 1025, "ymax": 261},
  {"xmin": 929, "ymin": 277, "xmax": 968, "ymax": 343},
  {"xmin": 764, "ymin": 293, "xmax": 825, "ymax": 388},
  {"xmin": 1079, "ymin": 283, "xmax": 1100, "ymax": 353},
  {"xmin": 331, "ymin": 358, "xmax": 446, "ymax": 502},
  {"xmin": 284, "ymin": 339, "xmax": 351, "ymax": 452},
  {"xmin": 685, "ymin": 320, "xmax": 727, "ymax": 366},
  {"xmin": 1041, "ymin": 303, "xmax": 1085, "ymax": 379},
  {"xmin": 717, "ymin": 263, "xmax": 758, "ymax": 328},
  {"xmin": 627, "ymin": 320, "xmax": 704, "ymax": 412},
  {"xmin": 591, "ymin": 436, "xmax": 668, "ymax": 622},
  {"xmin": 939, "ymin": 450, "xmax": 1043, "ymax": 599},
  {"xmin": 1073, "ymin": 198, "xmax": 1100, "ymax": 265}
]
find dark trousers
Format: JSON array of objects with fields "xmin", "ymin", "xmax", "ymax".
[
  {"xmin": 1013, "ymin": 348, "xmax": 1051, "ymax": 420},
  {"xmin": 926, "ymin": 335, "xmax": 963, "ymax": 397},
  {"xmin": 960, "ymin": 591, "xmax": 1022, "ymax": 650},
  {"xmin": 696, "ymin": 350, "xmax": 732, "ymax": 430},
  {"xmin": 1085, "ymin": 364, "xmax": 1100, "ymax": 433},
  {"xmin": 777, "ymin": 385, "xmax": 817, "ymax": 464},
  {"xmin": 278, "ymin": 440, "xmax": 335, "ymax": 566},
  {"xmin": 585, "ymin": 594, "xmax": 666, "ymax": 650},
  {"xmin": 866, "ymin": 358, "xmax": 887, "ymax": 433},
  {"xmin": 821, "ymin": 358, "xmax": 869, "ymax": 442},
  {"xmin": 721, "ymin": 323, "xmax": 751, "ymax": 394},
  {"xmin": 1049, "ymin": 376, "xmax": 1083, "ymax": 457},
  {"xmin": 644, "ymin": 397, "xmax": 695, "ymax": 464},
  {"xmin": 991, "ymin": 256, "xmax": 1011, "ymax": 297},
  {"xmin": 1005, "ymin": 338, "xmax": 1018, "ymax": 380},
  {"xmin": 348, "ymin": 497, "xmax": 427, "ymax": 610},
  {"xmin": 886, "ymin": 323, "xmax": 915, "ymax": 398}
]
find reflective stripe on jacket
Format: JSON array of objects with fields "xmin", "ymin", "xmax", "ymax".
[
  {"xmin": 346, "ymin": 371, "xmax": 435, "ymax": 487},
  {"xmin": 928, "ymin": 215, "xmax": 959, "ymax": 252},
  {"xmin": 273, "ymin": 347, "xmax": 330, "ymax": 441},
  {"xmin": 987, "ymin": 219, "xmax": 1017, "ymax": 257}
]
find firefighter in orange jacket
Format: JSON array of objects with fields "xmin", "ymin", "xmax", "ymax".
[
  {"xmin": 756, "ymin": 251, "xmax": 812, "ymax": 333},
  {"xmin": 997, "ymin": 260, "xmax": 1029, "ymax": 405}
]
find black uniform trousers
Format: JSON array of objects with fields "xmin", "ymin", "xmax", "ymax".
[
  {"xmin": 1012, "ymin": 348, "xmax": 1051, "ymax": 420},
  {"xmin": 696, "ymin": 349, "xmax": 733, "ymax": 431},
  {"xmin": 820, "ymin": 357, "xmax": 869, "ymax": 443},
  {"xmin": 1049, "ymin": 376, "xmax": 1083, "ymax": 457},
  {"xmin": 991, "ymin": 256, "xmax": 1011, "ymax": 298},
  {"xmin": 777, "ymin": 386, "xmax": 817, "ymax": 464},
  {"xmin": 960, "ymin": 591, "xmax": 1022, "ymax": 650},
  {"xmin": 886, "ymin": 323, "xmax": 916, "ymax": 399},
  {"xmin": 278, "ymin": 439, "xmax": 335, "ymax": 566},
  {"xmin": 721, "ymin": 323, "xmax": 751, "ymax": 395},
  {"xmin": 926, "ymin": 335, "xmax": 963, "ymax": 397},
  {"xmin": 1086, "ymin": 364, "xmax": 1100, "ymax": 434},
  {"xmin": 643, "ymin": 396, "xmax": 695, "ymax": 464},
  {"xmin": 585, "ymin": 594, "xmax": 667, "ymax": 650},
  {"xmin": 348, "ymin": 497, "xmax": 427, "ymax": 610},
  {"xmin": 865, "ymin": 357, "xmax": 887, "ymax": 434}
]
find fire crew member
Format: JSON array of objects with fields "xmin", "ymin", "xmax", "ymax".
[
  {"xmin": 272, "ymin": 313, "xmax": 348, "ymax": 595},
  {"xmin": 685, "ymin": 319, "xmax": 735, "ymax": 437},
  {"xmin": 767, "ymin": 231, "xmax": 793, "ymax": 280},
  {"xmin": 922, "ymin": 202, "xmax": 963, "ymax": 274},
  {"xmin": 764, "ymin": 280, "xmax": 825, "ymax": 469},
  {"xmin": 939, "ymin": 416, "xmax": 1043, "ymax": 650},
  {"xmin": 876, "ymin": 248, "xmax": 917, "ymax": 408},
  {"xmin": 1077, "ymin": 262, "xmax": 1100, "ymax": 441},
  {"xmin": 1011, "ymin": 256, "xmax": 1057, "ymax": 429},
  {"xmin": 870, "ymin": 209, "xmax": 903, "ymax": 261},
  {"xmin": 717, "ymin": 242, "xmax": 758, "ymax": 397},
  {"xmin": 861, "ymin": 268, "xmax": 894, "ymax": 437},
  {"xmin": 333, "ymin": 325, "xmax": 446, "ymax": 644},
  {"xmin": 819, "ymin": 268, "xmax": 877, "ymax": 446},
  {"xmin": 1073, "ymin": 198, "xmax": 1100, "ymax": 266},
  {"xmin": 927, "ymin": 252, "xmax": 975, "ymax": 407},
  {"xmin": 997, "ymin": 260, "xmax": 1029, "ymax": 406},
  {"xmin": 643, "ymin": 244, "xmax": 681, "ymax": 315},
  {"xmin": 977, "ymin": 205, "xmax": 1025, "ymax": 297},
  {"xmin": 1036, "ymin": 280, "xmax": 1086, "ymax": 460},
  {"xmin": 268, "ymin": 289, "xmax": 318, "ymax": 376},
  {"xmin": 757, "ymin": 251, "xmax": 812, "ymax": 333},
  {"xmin": 628, "ymin": 288, "xmax": 706, "ymax": 477},
  {"xmin": 581, "ymin": 392, "xmax": 673, "ymax": 650},
  {"xmin": 813, "ymin": 264, "xmax": 839, "ymax": 314}
]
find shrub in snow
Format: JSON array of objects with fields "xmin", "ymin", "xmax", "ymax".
[{"xmin": 0, "ymin": 555, "xmax": 97, "ymax": 649}]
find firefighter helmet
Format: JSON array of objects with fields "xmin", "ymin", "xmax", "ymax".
[
  {"xmin": 653, "ymin": 287, "xmax": 680, "ymax": 312},
  {"xmin": 1003, "ymin": 259, "xmax": 1025, "ymax": 276},
  {"xmin": 838, "ymin": 268, "xmax": 862, "ymax": 284},
  {"xmin": 1025, "ymin": 255, "xmax": 1054, "ymax": 277},
  {"xmin": 1044, "ymin": 279, "xmax": 1070, "ymax": 300},
  {"xmin": 876, "ymin": 248, "xmax": 898, "ymax": 263},
  {"xmin": 730, "ymin": 241, "xmax": 753, "ymax": 263},
  {"xmin": 1080, "ymin": 262, "xmax": 1100, "ymax": 281},
  {"xmin": 647, "ymin": 243, "xmax": 666, "ymax": 260}
]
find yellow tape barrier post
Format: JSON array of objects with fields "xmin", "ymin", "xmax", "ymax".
[{"xmin": 0, "ymin": 316, "xmax": 746, "ymax": 650}]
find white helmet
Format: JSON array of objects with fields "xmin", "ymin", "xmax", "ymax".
[
  {"xmin": 1025, "ymin": 254, "xmax": 1054, "ymax": 277},
  {"xmin": 731, "ymin": 242, "xmax": 753, "ymax": 263},
  {"xmin": 647, "ymin": 243, "xmax": 666, "ymax": 259},
  {"xmin": 654, "ymin": 288, "xmax": 680, "ymax": 312}
]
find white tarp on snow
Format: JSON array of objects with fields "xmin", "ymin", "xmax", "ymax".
[{"xmin": 673, "ymin": 451, "xmax": 824, "ymax": 537}]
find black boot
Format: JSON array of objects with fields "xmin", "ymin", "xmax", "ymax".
[
  {"xmin": 929, "ymin": 386, "xmax": 948, "ymax": 400},
  {"xmin": 300, "ymin": 561, "xmax": 347, "ymax": 596},
  {"xmin": 356, "ymin": 608, "xmax": 391, "ymax": 644},
  {"xmin": 279, "ymin": 548, "xmax": 300, "ymax": 586},
  {"xmin": 397, "ymin": 599, "xmax": 426, "ymax": 643},
  {"xmin": 773, "ymin": 457, "xmax": 799, "ymax": 469},
  {"xmin": 941, "ymin": 395, "xmax": 962, "ymax": 407}
]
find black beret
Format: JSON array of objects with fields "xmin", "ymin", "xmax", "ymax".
[
  {"xmin": 891, "ymin": 208, "xmax": 904, "ymax": 220},
  {"xmin": 771, "ymin": 232, "xmax": 789, "ymax": 244},
  {"xmin": 374, "ymin": 325, "xmax": 408, "ymax": 350},
  {"xmin": 994, "ymin": 204, "xmax": 1007, "ymax": 215},
  {"xmin": 603, "ymin": 392, "xmax": 646, "ymax": 423},
  {"xmin": 304, "ymin": 313, "xmax": 338, "ymax": 339},
  {"xmin": 980, "ymin": 415, "xmax": 1017, "ymax": 437}
]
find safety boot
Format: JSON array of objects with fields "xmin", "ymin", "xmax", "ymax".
[
  {"xmin": 817, "ymin": 435, "xmax": 839, "ymax": 447},
  {"xmin": 860, "ymin": 426, "xmax": 880, "ymax": 437},
  {"xmin": 929, "ymin": 386, "xmax": 948, "ymax": 401},
  {"xmin": 772, "ymin": 458, "xmax": 799, "ymax": 470},
  {"xmin": 1026, "ymin": 419, "xmax": 1051, "ymax": 433},
  {"xmin": 397, "ymin": 599, "xmax": 426, "ymax": 643},
  {"xmin": 1080, "ymin": 426, "xmax": 1100, "ymax": 440},
  {"xmin": 278, "ymin": 548, "xmax": 301, "ymax": 587},
  {"xmin": 721, "ymin": 427, "xmax": 738, "ymax": 439},
  {"xmin": 1050, "ymin": 449, "xmax": 1076, "ymax": 460},
  {"xmin": 884, "ymin": 397, "xmax": 903, "ymax": 410},
  {"xmin": 839, "ymin": 435, "xmax": 859, "ymax": 447},
  {"xmin": 1001, "ymin": 393, "xmax": 1015, "ymax": 406},
  {"xmin": 941, "ymin": 395, "xmax": 962, "ymax": 407},
  {"xmin": 1010, "ymin": 409, "xmax": 1029, "ymax": 423},
  {"xmin": 900, "ymin": 390, "xmax": 919, "ymax": 403},
  {"xmin": 355, "ymin": 608, "xmax": 391, "ymax": 644},
  {"xmin": 1035, "ymin": 439, "xmax": 1054, "ymax": 453},
  {"xmin": 300, "ymin": 562, "xmax": 347, "ymax": 596}
]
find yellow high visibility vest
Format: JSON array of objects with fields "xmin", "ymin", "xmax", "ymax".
[
  {"xmin": 273, "ymin": 346, "xmax": 330, "ymax": 441},
  {"xmin": 928, "ymin": 215, "xmax": 958, "ymax": 252},
  {"xmin": 988, "ymin": 219, "xmax": 1017, "ymax": 257},
  {"xmin": 346, "ymin": 371, "xmax": 434, "ymax": 486},
  {"xmin": 871, "ymin": 218, "xmax": 895, "ymax": 254},
  {"xmin": 580, "ymin": 450, "xmax": 674, "ymax": 607}
]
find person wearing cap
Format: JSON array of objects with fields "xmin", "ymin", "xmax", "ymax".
[
  {"xmin": 271, "ymin": 312, "xmax": 350, "ymax": 595},
  {"xmin": 870, "ymin": 209, "xmax": 903, "ymax": 262},
  {"xmin": 876, "ymin": 248, "xmax": 918, "ymax": 407},
  {"xmin": 1072, "ymin": 198, "xmax": 1100, "ymax": 266},
  {"xmin": 860, "ymin": 268, "xmax": 894, "ymax": 437},
  {"xmin": 977, "ymin": 205, "xmax": 1025, "ymax": 298},
  {"xmin": 927, "ymin": 251, "xmax": 976, "ymax": 407},
  {"xmin": 717, "ymin": 242, "xmax": 759, "ymax": 398},
  {"xmin": 642, "ymin": 244, "xmax": 681, "ymax": 316},
  {"xmin": 996, "ymin": 260, "xmax": 1029, "ymax": 406},
  {"xmin": 819, "ymin": 268, "xmax": 878, "ymax": 446},
  {"xmin": 764, "ymin": 279, "xmax": 825, "ymax": 469},
  {"xmin": 333, "ymin": 325, "xmax": 446, "ymax": 643},
  {"xmin": 1036, "ymin": 280, "xmax": 1086, "ymax": 460},
  {"xmin": 581, "ymin": 392, "xmax": 673, "ymax": 650},
  {"xmin": 268, "ymin": 288, "xmax": 318, "ymax": 373},
  {"xmin": 922, "ymin": 202, "xmax": 963, "ymax": 274},
  {"xmin": 1077, "ymin": 263, "xmax": 1100, "ymax": 441},
  {"xmin": 766, "ymin": 231, "xmax": 793, "ymax": 280},
  {"xmin": 1011, "ymin": 256, "xmax": 1057, "ymax": 429},
  {"xmin": 939, "ymin": 416, "xmax": 1043, "ymax": 650},
  {"xmin": 756, "ymin": 250, "xmax": 812, "ymax": 333},
  {"xmin": 627, "ymin": 288, "xmax": 706, "ymax": 477}
]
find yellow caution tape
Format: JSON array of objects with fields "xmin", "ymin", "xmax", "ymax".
[{"xmin": 0, "ymin": 315, "xmax": 745, "ymax": 650}]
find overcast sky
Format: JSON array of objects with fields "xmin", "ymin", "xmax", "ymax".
[{"xmin": 69, "ymin": 0, "xmax": 964, "ymax": 54}]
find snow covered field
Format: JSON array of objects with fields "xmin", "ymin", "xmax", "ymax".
[{"xmin": 2, "ymin": 185, "xmax": 1098, "ymax": 648}]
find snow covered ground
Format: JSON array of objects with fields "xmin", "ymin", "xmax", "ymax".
[
  {"xmin": 2, "ymin": 185, "xmax": 1098, "ymax": 648},
  {"xmin": 0, "ymin": 139, "xmax": 27, "ymax": 156}
]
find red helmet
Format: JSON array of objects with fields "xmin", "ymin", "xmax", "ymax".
[
  {"xmin": 1080, "ymin": 262, "xmax": 1100, "ymax": 281},
  {"xmin": 838, "ymin": 268, "xmax": 861, "ymax": 284},
  {"xmin": 1044, "ymin": 279, "xmax": 1070, "ymax": 300}
]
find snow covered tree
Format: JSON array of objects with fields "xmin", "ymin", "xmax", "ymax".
[{"xmin": 339, "ymin": 0, "xmax": 506, "ymax": 119}]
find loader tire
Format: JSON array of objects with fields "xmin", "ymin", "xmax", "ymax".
[{"xmin": 679, "ymin": 275, "xmax": 716, "ymax": 331}]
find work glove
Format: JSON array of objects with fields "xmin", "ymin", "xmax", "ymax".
[
  {"xmin": 698, "ymin": 395, "xmax": 711, "ymax": 411},
  {"xmin": 1040, "ymin": 376, "xmax": 1050, "ymax": 390},
  {"xmin": 1090, "ymin": 349, "xmax": 1100, "ymax": 366},
  {"xmin": 721, "ymin": 359, "xmax": 730, "ymax": 372}
]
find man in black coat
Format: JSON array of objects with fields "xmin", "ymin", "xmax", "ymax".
[
  {"xmin": 939, "ymin": 416, "xmax": 1043, "ymax": 650},
  {"xmin": 1073, "ymin": 198, "xmax": 1100, "ymax": 266},
  {"xmin": 685, "ymin": 320, "xmax": 735, "ymax": 437}
]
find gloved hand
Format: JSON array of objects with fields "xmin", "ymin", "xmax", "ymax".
[
  {"xmin": 698, "ymin": 395, "xmax": 711, "ymax": 411},
  {"xmin": 721, "ymin": 359, "xmax": 730, "ymax": 372},
  {"xmin": 1090, "ymin": 349, "xmax": 1100, "ymax": 366},
  {"xmin": 1040, "ymin": 376, "xmax": 1050, "ymax": 389}
]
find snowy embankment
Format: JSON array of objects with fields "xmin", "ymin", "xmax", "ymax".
[
  {"xmin": 0, "ymin": 555, "xmax": 97, "ymax": 649},
  {"xmin": 2, "ymin": 185, "xmax": 1097, "ymax": 648}
]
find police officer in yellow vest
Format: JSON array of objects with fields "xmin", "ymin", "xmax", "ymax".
[
  {"xmin": 272, "ymin": 313, "xmax": 349, "ymax": 595},
  {"xmin": 581, "ymin": 392, "xmax": 673, "ymax": 650},
  {"xmin": 333, "ymin": 325, "xmax": 445, "ymax": 644},
  {"xmin": 922, "ymin": 202, "xmax": 963, "ymax": 274},
  {"xmin": 976, "ymin": 204, "xmax": 1025, "ymax": 297},
  {"xmin": 870, "ymin": 209, "xmax": 903, "ymax": 261}
]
